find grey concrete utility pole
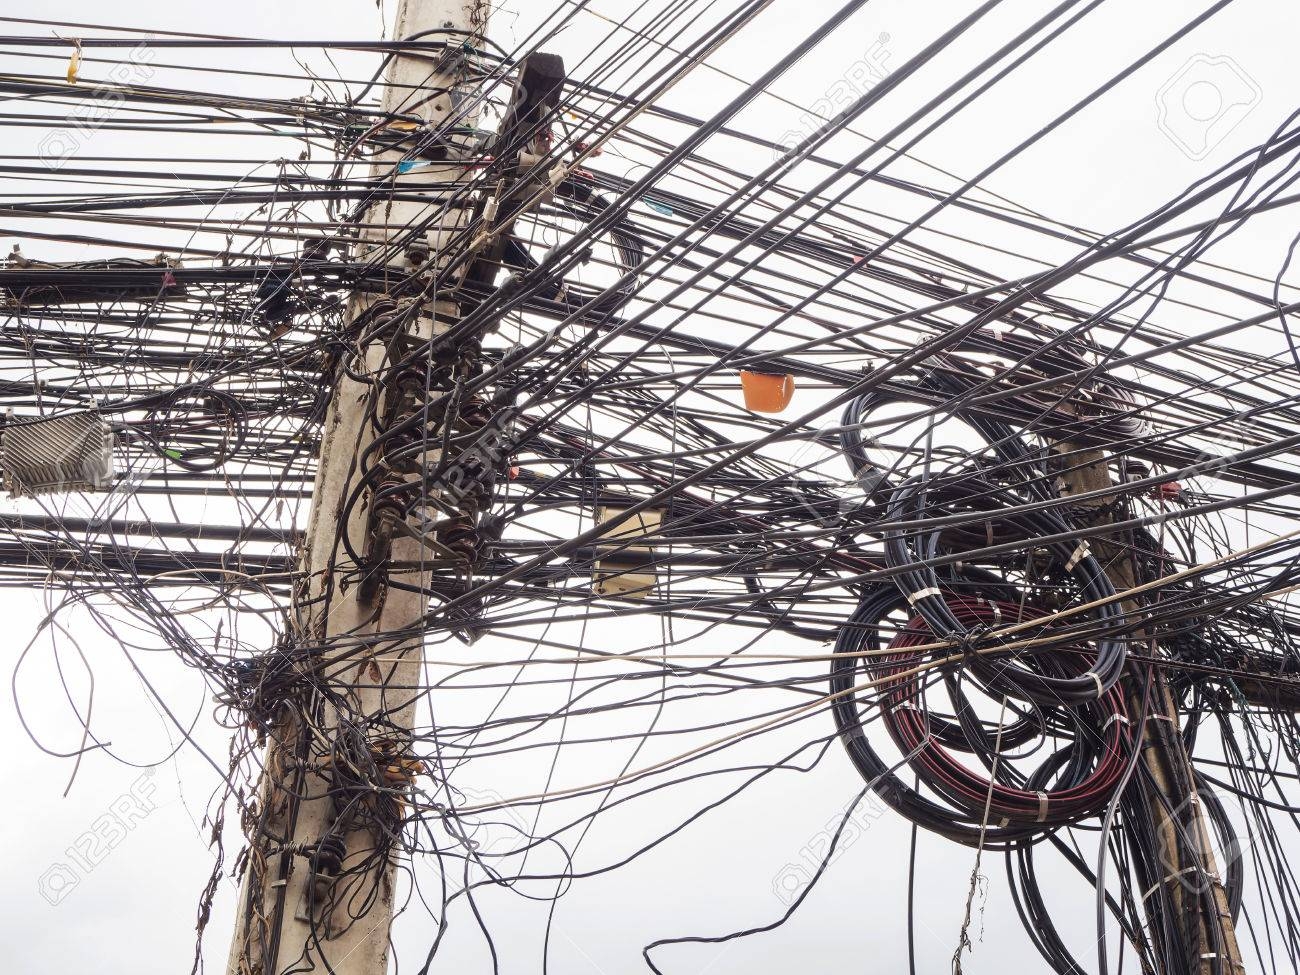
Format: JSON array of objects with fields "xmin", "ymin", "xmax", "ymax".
[{"xmin": 226, "ymin": 2, "xmax": 493, "ymax": 972}]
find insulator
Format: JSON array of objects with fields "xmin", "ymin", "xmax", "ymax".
[{"xmin": 436, "ymin": 517, "xmax": 479, "ymax": 561}]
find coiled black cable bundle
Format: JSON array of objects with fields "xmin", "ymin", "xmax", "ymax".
[
  {"xmin": 830, "ymin": 578, "xmax": 1135, "ymax": 849},
  {"xmin": 882, "ymin": 472, "xmax": 1127, "ymax": 706},
  {"xmin": 829, "ymin": 352, "xmax": 1136, "ymax": 856}
]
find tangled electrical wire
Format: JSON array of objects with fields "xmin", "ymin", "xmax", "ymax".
[{"xmin": 5, "ymin": 2, "xmax": 1300, "ymax": 974}]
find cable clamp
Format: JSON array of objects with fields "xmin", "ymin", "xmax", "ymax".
[
  {"xmin": 1065, "ymin": 541, "xmax": 1091, "ymax": 572},
  {"xmin": 1102, "ymin": 713, "xmax": 1131, "ymax": 732},
  {"xmin": 1141, "ymin": 867, "xmax": 1197, "ymax": 901},
  {"xmin": 906, "ymin": 587, "xmax": 940, "ymax": 605}
]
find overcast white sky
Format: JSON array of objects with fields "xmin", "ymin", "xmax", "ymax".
[{"xmin": 4, "ymin": 1, "xmax": 1299, "ymax": 972}]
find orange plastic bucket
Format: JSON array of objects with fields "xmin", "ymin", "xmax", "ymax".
[{"xmin": 739, "ymin": 370, "xmax": 795, "ymax": 413}]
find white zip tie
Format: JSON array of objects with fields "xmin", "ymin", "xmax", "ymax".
[
  {"xmin": 906, "ymin": 587, "xmax": 940, "ymax": 605},
  {"xmin": 1084, "ymin": 670, "xmax": 1104, "ymax": 698},
  {"xmin": 1065, "ymin": 541, "xmax": 1091, "ymax": 572},
  {"xmin": 1141, "ymin": 866, "xmax": 1197, "ymax": 901},
  {"xmin": 1103, "ymin": 713, "xmax": 1131, "ymax": 732},
  {"xmin": 1036, "ymin": 791, "xmax": 1050, "ymax": 823}
]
